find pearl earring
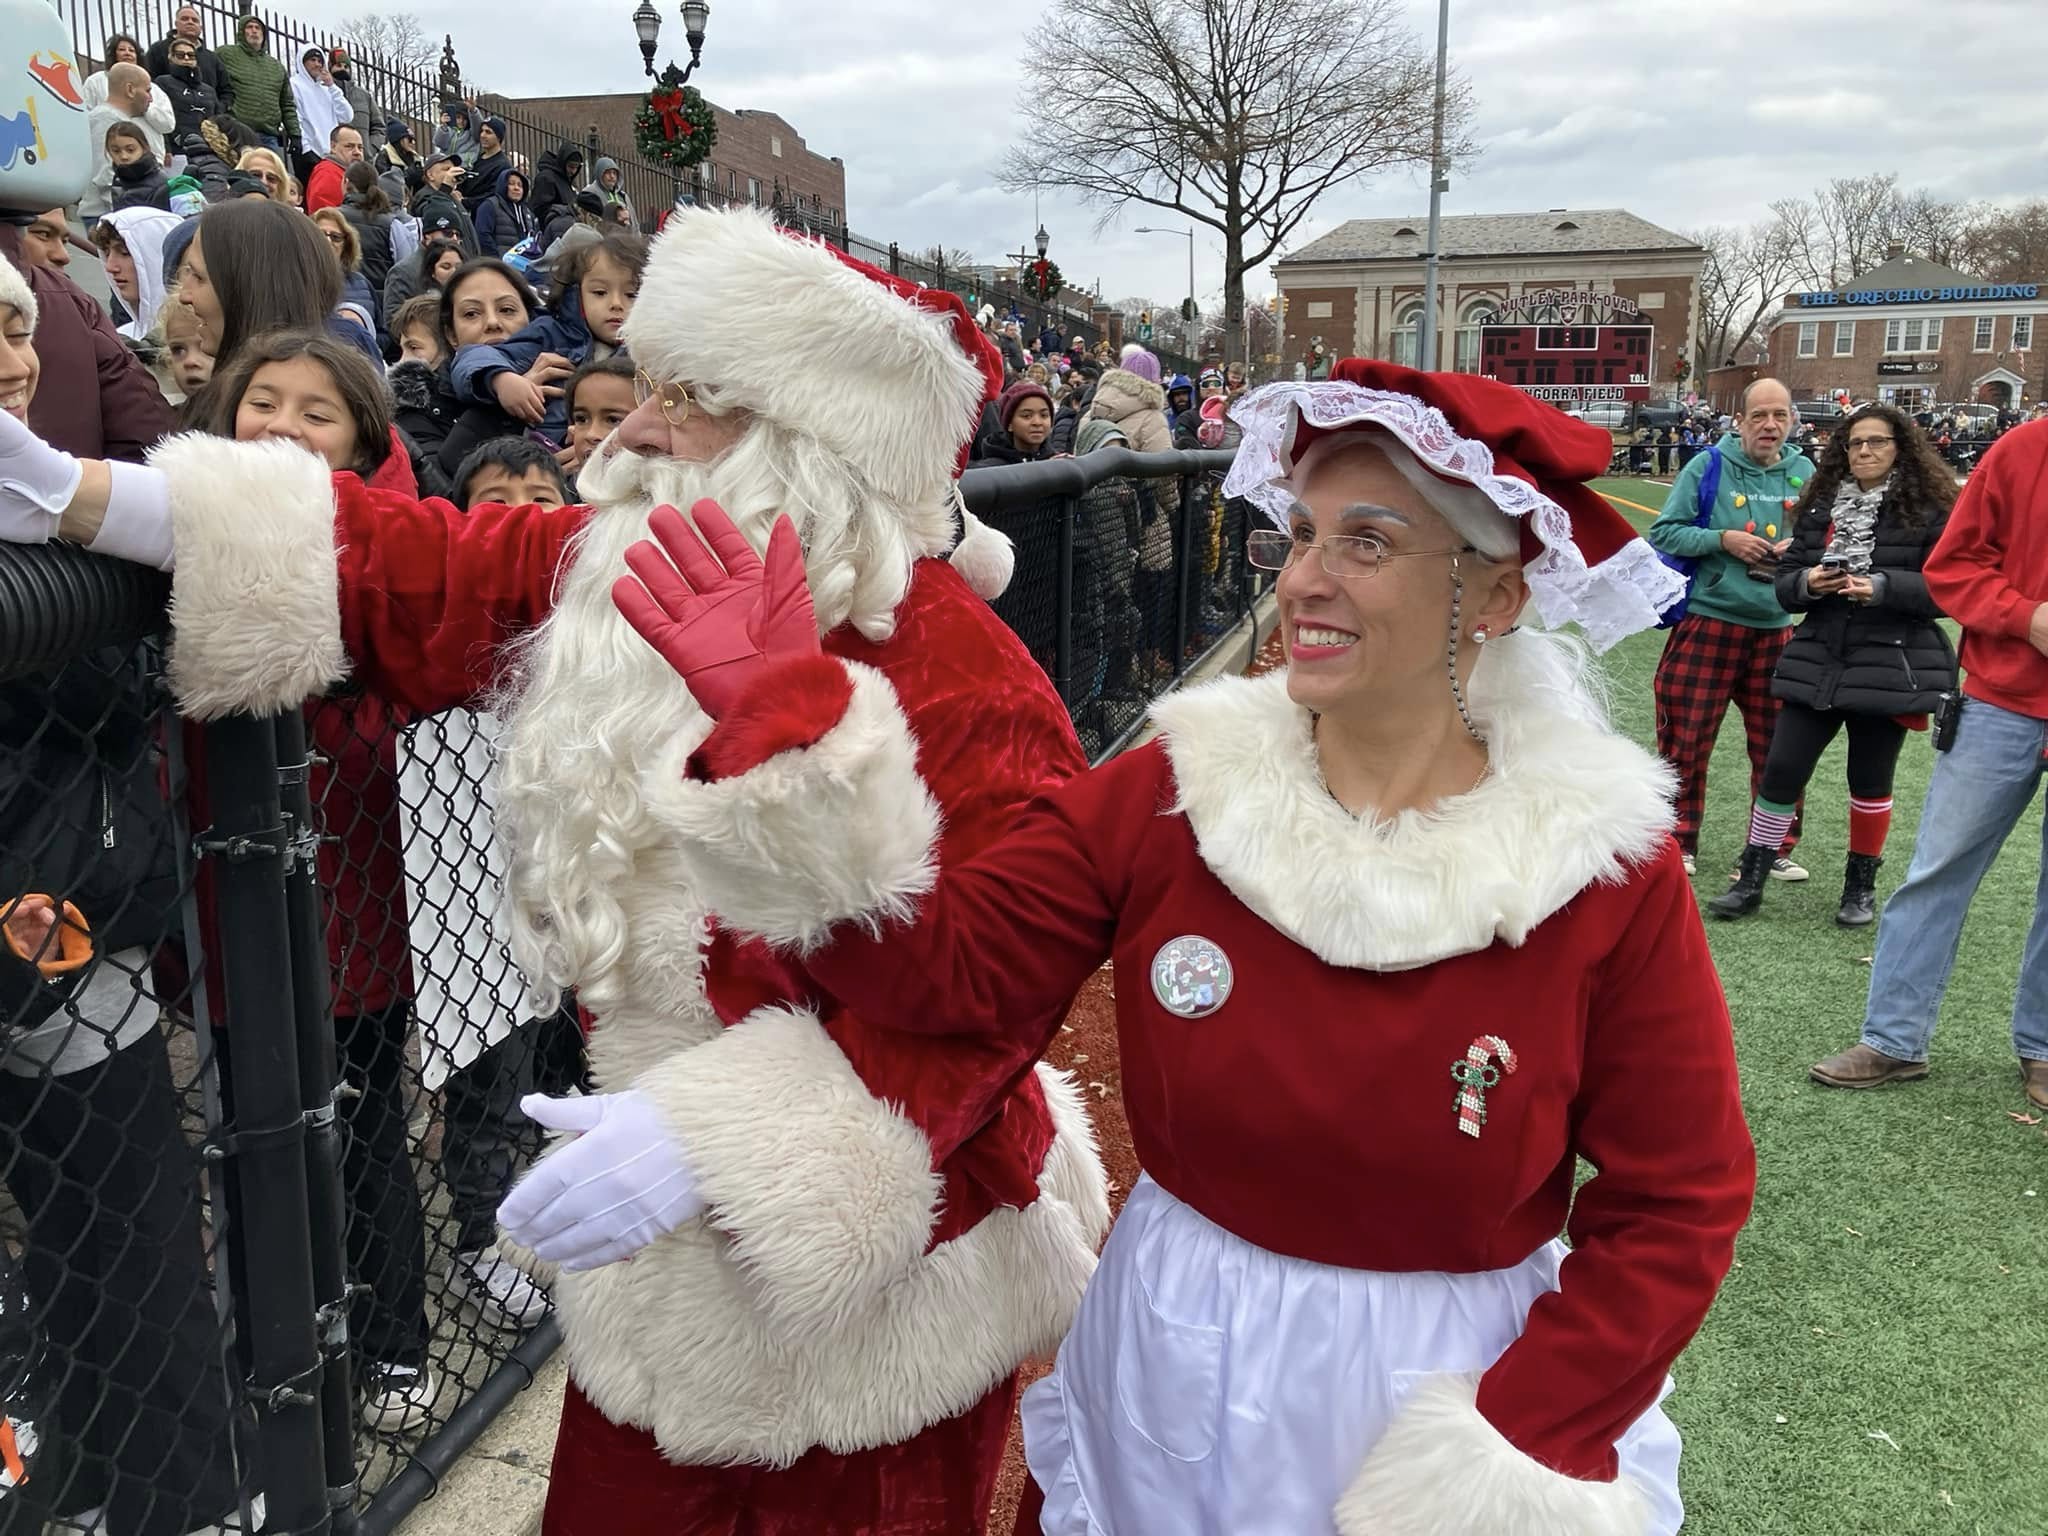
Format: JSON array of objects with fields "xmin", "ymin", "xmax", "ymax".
[{"xmin": 1473, "ymin": 626, "xmax": 1489, "ymax": 645}]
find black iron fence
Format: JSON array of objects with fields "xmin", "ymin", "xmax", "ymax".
[
  {"xmin": 962, "ymin": 448, "xmax": 1266, "ymax": 761},
  {"xmin": 57, "ymin": 0, "xmax": 1135, "ymax": 366},
  {"xmin": 0, "ymin": 447, "xmax": 1257, "ymax": 1532}
]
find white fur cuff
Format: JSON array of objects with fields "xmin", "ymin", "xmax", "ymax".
[
  {"xmin": 154, "ymin": 434, "xmax": 346, "ymax": 719},
  {"xmin": 1336, "ymin": 1373, "xmax": 1651, "ymax": 1536},
  {"xmin": 638, "ymin": 660, "xmax": 943, "ymax": 954},
  {"xmin": 632, "ymin": 1005, "xmax": 941, "ymax": 1338}
]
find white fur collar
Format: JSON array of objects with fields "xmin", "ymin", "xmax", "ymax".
[{"xmin": 1151, "ymin": 634, "xmax": 1675, "ymax": 970}]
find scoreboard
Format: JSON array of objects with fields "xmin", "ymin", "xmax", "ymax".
[{"xmin": 1479, "ymin": 322, "xmax": 1656, "ymax": 405}]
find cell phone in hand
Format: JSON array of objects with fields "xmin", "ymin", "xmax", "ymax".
[{"xmin": 1819, "ymin": 553, "xmax": 1848, "ymax": 571}]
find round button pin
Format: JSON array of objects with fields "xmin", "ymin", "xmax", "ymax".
[{"xmin": 1150, "ymin": 935, "xmax": 1234, "ymax": 1019}]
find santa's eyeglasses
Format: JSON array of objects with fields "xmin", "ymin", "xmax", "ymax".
[{"xmin": 634, "ymin": 371, "xmax": 698, "ymax": 427}]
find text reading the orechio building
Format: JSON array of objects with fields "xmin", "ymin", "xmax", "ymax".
[{"xmin": 1793, "ymin": 285, "xmax": 2042, "ymax": 307}]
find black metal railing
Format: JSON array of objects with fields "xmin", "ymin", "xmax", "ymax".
[{"xmin": 0, "ymin": 442, "xmax": 1261, "ymax": 1532}]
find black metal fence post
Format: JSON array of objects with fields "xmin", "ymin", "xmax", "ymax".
[
  {"xmin": 1052, "ymin": 496, "xmax": 1079, "ymax": 705},
  {"xmin": 1170, "ymin": 472, "xmax": 1197, "ymax": 674},
  {"xmin": 201, "ymin": 712, "xmax": 331, "ymax": 1536},
  {"xmin": 276, "ymin": 708, "xmax": 359, "ymax": 1535}
]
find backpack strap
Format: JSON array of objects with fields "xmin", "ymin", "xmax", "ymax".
[{"xmin": 1694, "ymin": 445, "xmax": 1723, "ymax": 528}]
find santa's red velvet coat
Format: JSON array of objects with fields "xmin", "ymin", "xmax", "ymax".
[
  {"xmin": 148, "ymin": 445, "xmax": 1111, "ymax": 1535},
  {"xmin": 649, "ymin": 633, "xmax": 1756, "ymax": 1533}
]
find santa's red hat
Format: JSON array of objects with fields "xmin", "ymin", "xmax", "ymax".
[
  {"xmin": 1223, "ymin": 359, "xmax": 1684, "ymax": 649},
  {"xmin": 623, "ymin": 207, "xmax": 1014, "ymax": 596}
]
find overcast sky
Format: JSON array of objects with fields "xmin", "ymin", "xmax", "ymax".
[{"xmin": 294, "ymin": 0, "xmax": 2046, "ymax": 305}]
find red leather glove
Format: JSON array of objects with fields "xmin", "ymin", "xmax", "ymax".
[{"xmin": 611, "ymin": 500, "xmax": 820, "ymax": 719}]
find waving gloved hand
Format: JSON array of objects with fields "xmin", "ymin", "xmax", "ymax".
[
  {"xmin": 0, "ymin": 406, "xmax": 84, "ymax": 546},
  {"xmin": 610, "ymin": 499, "xmax": 819, "ymax": 719},
  {"xmin": 496, "ymin": 1091, "xmax": 705, "ymax": 1271}
]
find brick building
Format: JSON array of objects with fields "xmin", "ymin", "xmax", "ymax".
[
  {"xmin": 1273, "ymin": 209, "xmax": 1703, "ymax": 391},
  {"xmin": 489, "ymin": 90, "xmax": 845, "ymax": 231},
  {"xmin": 1763, "ymin": 246, "xmax": 2042, "ymax": 413}
]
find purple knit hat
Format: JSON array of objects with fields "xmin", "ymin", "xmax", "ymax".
[{"xmin": 1120, "ymin": 346, "xmax": 1161, "ymax": 384}]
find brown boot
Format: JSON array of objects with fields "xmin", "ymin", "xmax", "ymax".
[
  {"xmin": 1810, "ymin": 1042, "xmax": 1930, "ymax": 1090},
  {"xmin": 2022, "ymin": 1060, "xmax": 2048, "ymax": 1113}
]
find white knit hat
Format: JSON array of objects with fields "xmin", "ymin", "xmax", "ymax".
[{"xmin": 0, "ymin": 253, "xmax": 38, "ymax": 332}]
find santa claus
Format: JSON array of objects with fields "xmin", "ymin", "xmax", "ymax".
[{"xmin": 0, "ymin": 207, "xmax": 1111, "ymax": 1534}]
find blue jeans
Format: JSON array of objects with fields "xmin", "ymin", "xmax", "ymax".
[{"xmin": 1861, "ymin": 696, "xmax": 2048, "ymax": 1063}]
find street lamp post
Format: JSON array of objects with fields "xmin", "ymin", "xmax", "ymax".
[
  {"xmin": 1135, "ymin": 225, "xmax": 1196, "ymax": 353},
  {"xmin": 1417, "ymin": 0, "xmax": 1451, "ymax": 372},
  {"xmin": 634, "ymin": 0, "xmax": 711, "ymax": 80},
  {"xmin": 633, "ymin": 3, "xmax": 713, "ymax": 219}
]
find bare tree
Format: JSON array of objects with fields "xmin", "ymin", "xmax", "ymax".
[
  {"xmin": 1770, "ymin": 174, "xmax": 1989, "ymax": 286},
  {"xmin": 341, "ymin": 11, "xmax": 438, "ymax": 77},
  {"xmin": 1689, "ymin": 221, "xmax": 1802, "ymax": 375},
  {"xmin": 1001, "ymin": 0, "xmax": 1467, "ymax": 363},
  {"xmin": 1955, "ymin": 200, "xmax": 2048, "ymax": 282},
  {"xmin": 920, "ymin": 244, "xmax": 980, "ymax": 273}
]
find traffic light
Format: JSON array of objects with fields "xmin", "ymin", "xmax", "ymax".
[{"xmin": 1181, "ymin": 297, "xmax": 1198, "ymax": 323}]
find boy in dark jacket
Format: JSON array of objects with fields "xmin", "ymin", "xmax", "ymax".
[
  {"xmin": 459, "ymin": 117, "xmax": 512, "ymax": 215},
  {"xmin": 530, "ymin": 142, "xmax": 584, "ymax": 231},
  {"xmin": 450, "ymin": 233, "xmax": 643, "ymax": 445}
]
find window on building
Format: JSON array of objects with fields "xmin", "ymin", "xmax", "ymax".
[
  {"xmin": 747, "ymin": 177, "xmax": 761, "ymax": 205},
  {"xmin": 1390, "ymin": 300, "xmax": 1422, "ymax": 368},
  {"xmin": 1974, "ymin": 316, "xmax": 1995, "ymax": 351},
  {"xmin": 728, "ymin": 171, "xmax": 738, "ymax": 200},
  {"xmin": 1925, "ymin": 318, "xmax": 1942, "ymax": 350},
  {"xmin": 771, "ymin": 135, "xmax": 783, "ymax": 157},
  {"xmin": 1453, "ymin": 295, "xmax": 1495, "ymax": 374},
  {"xmin": 1796, "ymin": 321, "xmax": 1819, "ymax": 358},
  {"xmin": 1886, "ymin": 317, "xmax": 1939, "ymax": 354},
  {"xmin": 1833, "ymin": 319, "xmax": 1854, "ymax": 356},
  {"xmin": 2015, "ymin": 315, "xmax": 2035, "ymax": 350}
]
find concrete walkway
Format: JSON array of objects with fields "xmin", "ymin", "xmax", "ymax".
[{"xmin": 402, "ymin": 588, "xmax": 1279, "ymax": 1534}]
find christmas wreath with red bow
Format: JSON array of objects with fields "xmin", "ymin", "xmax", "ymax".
[
  {"xmin": 634, "ymin": 63, "xmax": 717, "ymax": 171},
  {"xmin": 1025, "ymin": 257, "xmax": 1064, "ymax": 302}
]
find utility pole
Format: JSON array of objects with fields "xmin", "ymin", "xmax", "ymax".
[{"xmin": 1417, "ymin": 0, "xmax": 1450, "ymax": 373}]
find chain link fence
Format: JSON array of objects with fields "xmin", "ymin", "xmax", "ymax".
[{"xmin": 0, "ymin": 444, "xmax": 1255, "ymax": 1532}]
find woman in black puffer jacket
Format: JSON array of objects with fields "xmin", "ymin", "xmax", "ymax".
[{"xmin": 1712, "ymin": 403, "xmax": 1957, "ymax": 927}]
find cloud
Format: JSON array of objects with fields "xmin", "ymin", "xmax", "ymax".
[{"xmin": 285, "ymin": 0, "xmax": 2048, "ymax": 302}]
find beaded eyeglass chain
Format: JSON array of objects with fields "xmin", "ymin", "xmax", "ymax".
[{"xmin": 1446, "ymin": 561, "xmax": 1487, "ymax": 747}]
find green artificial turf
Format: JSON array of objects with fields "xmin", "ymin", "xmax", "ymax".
[{"xmin": 1586, "ymin": 477, "xmax": 2048, "ymax": 1534}]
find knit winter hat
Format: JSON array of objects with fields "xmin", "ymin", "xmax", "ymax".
[
  {"xmin": 483, "ymin": 116, "xmax": 509, "ymax": 143},
  {"xmin": 997, "ymin": 382, "xmax": 1053, "ymax": 427},
  {"xmin": 0, "ymin": 252, "xmax": 37, "ymax": 331},
  {"xmin": 1120, "ymin": 347, "xmax": 1161, "ymax": 384},
  {"xmin": 386, "ymin": 118, "xmax": 415, "ymax": 144}
]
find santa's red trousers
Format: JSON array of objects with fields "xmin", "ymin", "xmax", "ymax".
[{"xmin": 541, "ymin": 1372, "xmax": 1019, "ymax": 1536}]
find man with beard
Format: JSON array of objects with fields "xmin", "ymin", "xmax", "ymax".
[{"xmin": 0, "ymin": 207, "xmax": 1109, "ymax": 1535}]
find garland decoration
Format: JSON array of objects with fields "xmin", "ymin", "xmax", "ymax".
[
  {"xmin": 1026, "ymin": 257, "xmax": 1064, "ymax": 302},
  {"xmin": 634, "ymin": 64, "xmax": 717, "ymax": 170}
]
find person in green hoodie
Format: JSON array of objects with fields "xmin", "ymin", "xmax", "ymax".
[
  {"xmin": 218, "ymin": 14, "xmax": 298, "ymax": 153},
  {"xmin": 1646, "ymin": 377, "xmax": 1816, "ymax": 883}
]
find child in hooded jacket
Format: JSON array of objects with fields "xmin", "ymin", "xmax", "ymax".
[{"xmin": 449, "ymin": 232, "xmax": 643, "ymax": 448}]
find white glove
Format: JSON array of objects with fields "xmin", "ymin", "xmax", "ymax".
[
  {"xmin": 497, "ymin": 1091, "xmax": 704, "ymax": 1272},
  {"xmin": 0, "ymin": 410, "xmax": 175, "ymax": 569},
  {"xmin": 0, "ymin": 406, "xmax": 82, "ymax": 547}
]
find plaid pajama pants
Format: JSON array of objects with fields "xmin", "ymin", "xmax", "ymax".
[{"xmin": 1654, "ymin": 612, "xmax": 1801, "ymax": 855}]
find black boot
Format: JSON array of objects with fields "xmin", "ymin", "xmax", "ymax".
[
  {"xmin": 1837, "ymin": 852, "xmax": 1883, "ymax": 927},
  {"xmin": 1709, "ymin": 843, "xmax": 1776, "ymax": 920}
]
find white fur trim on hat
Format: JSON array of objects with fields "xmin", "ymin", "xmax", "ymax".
[
  {"xmin": 1224, "ymin": 381, "xmax": 1684, "ymax": 651},
  {"xmin": 949, "ymin": 506, "xmax": 1014, "ymax": 600},
  {"xmin": 623, "ymin": 208, "xmax": 989, "ymax": 511},
  {"xmin": 0, "ymin": 253, "xmax": 37, "ymax": 332}
]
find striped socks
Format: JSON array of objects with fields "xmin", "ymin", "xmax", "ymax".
[
  {"xmin": 1849, "ymin": 796, "xmax": 1894, "ymax": 857},
  {"xmin": 1747, "ymin": 797, "xmax": 1798, "ymax": 853}
]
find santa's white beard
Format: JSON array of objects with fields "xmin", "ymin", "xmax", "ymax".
[{"xmin": 493, "ymin": 425, "xmax": 925, "ymax": 1012}]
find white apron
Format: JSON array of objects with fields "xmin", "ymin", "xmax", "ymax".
[{"xmin": 1022, "ymin": 1176, "xmax": 1685, "ymax": 1535}]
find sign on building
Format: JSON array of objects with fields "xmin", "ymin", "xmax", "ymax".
[{"xmin": 1479, "ymin": 291, "xmax": 1653, "ymax": 404}]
